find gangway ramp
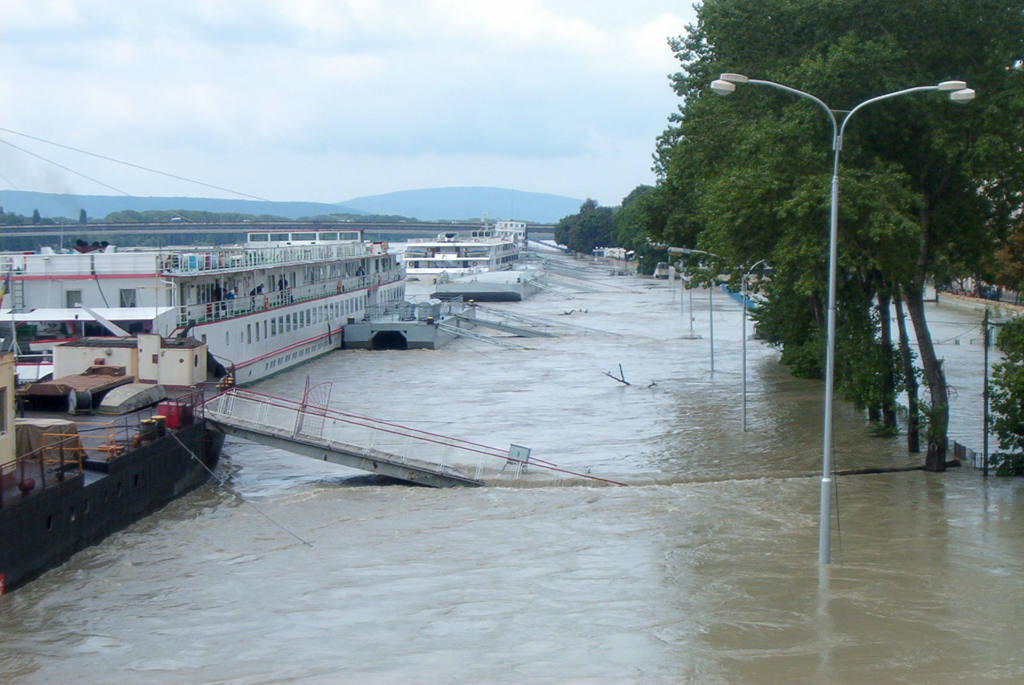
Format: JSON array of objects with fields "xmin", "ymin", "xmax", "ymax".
[
  {"xmin": 203, "ymin": 388, "xmax": 626, "ymax": 488},
  {"xmin": 451, "ymin": 313, "xmax": 556, "ymax": 338},
  {"xmin": 435, "ymin": 322, "xmax": 527, "ymax": 349},
  {"xmin": 468, "ymin": 305, "xmax": 618, "ymax": 335}
]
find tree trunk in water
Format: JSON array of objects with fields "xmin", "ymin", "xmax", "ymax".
[
  {"xmin": 876, "ymin": 290, "xmax": 897, "ymax": 430},
  {"xmin": 894, "ymin": 292, "xmax": 920, "ymax": 453},
  {"xmin": 903, "ymin": 287, "xmax": 948, "ymax": 471}
]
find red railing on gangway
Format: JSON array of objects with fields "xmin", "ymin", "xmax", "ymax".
[{"xmin": 204, "ymin": 387, "xmax": 626, "ymax": 486}]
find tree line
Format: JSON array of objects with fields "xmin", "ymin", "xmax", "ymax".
[{"xmin": 554, "ymin": 0, "xmax": 1024, "ymax": 474}]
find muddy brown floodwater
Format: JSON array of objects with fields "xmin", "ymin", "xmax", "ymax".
[{"xmin": 1, "ymin": 254, "xmax": 1021, "ymax": 684}]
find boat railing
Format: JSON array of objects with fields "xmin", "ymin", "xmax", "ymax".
[
  {"xmin": 1, "ymin": 390, "xmax": 206, "ymax": 509},
  {"xmin": 1, "ymin": 243, "xmax": 375, "ymax": 279},
  {"xmin": 159, "ymin": 242, "xmax": 368, "ymax": 276},
  {"xmin": 13, "ymin": 350, "xmax": 54, "ymax": 366},
  {"xmin": 175, "ymin": 269, "xmax": 403, "ymax": 327}
]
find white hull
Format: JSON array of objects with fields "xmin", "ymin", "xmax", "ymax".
[
  {"xmin": 191, "ymin": 281, "xmax": 405, "ymax": 384},
  {"xmin": 2, "ymin": 230, "xmax": 406, "ymax": 386}
]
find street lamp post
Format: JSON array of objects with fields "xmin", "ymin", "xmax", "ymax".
[
  {"xmin": 710, "ymin": 73, "xmax": 975, "ymax": 564},
  {"xmin": 669, "ymin": 246, "xmax": 721, "ymax": 369},
  {"xmin": 742, "ymin": 259, "xmax": 767, "ymax": 432}
]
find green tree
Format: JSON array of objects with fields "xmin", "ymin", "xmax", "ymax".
[
  {"xmin": 78, "ymin": 208, "xmax": 88, "ymax": 224},
  {"xmin": 612, "ymin": 186, "xmax": 669, "ymax": 274},
  {"xmin": 990, "ymin": 317, "xmax": 1024, "ymax": 475},
  {"xmin": 554, "ymin": 199, "xmax": 614, "ymax": 254},
  {"xmin": 31, "ymin": 209, "xmax": 40, "ymax": 224},
  {"xmin": 656, "ymin": 0, "xmax": 1024, "ymax": 470}
]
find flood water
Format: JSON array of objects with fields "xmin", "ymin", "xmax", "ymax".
[{"xmin": 2, "ymin": 254, "xmax": 1021, "ymax": 684}]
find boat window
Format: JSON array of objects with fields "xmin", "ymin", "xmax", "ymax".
[
  {"xmin": 255, "ymin": 321, "xmax": 260, "ymax": 341},
  {"xmin": 65, "ymin": 290, "xmax": 83, "ymax": 308},
  {"xmin": 246, "ymin": 324, "xmax": 252, "ymax": 344},
  {"xmin": 119, "ymin": 288, "xmax": 137, "ymax": 307},
  {"xmin": 271, "ymin": 318, "xmax": 277, "ymax": 336}
]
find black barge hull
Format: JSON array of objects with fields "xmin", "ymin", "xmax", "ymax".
[{"xmin": 0, "ymin": 420, "xmax": 224, "ymax": 593}]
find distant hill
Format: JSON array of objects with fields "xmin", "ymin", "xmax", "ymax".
[
  {"xmin": 340, "ymin": 187, "xmax": 582, "ymax": 223},
  {"xmin": 0, "ymin": 191, "xmax": 362, "ymax": 221},
  {"xmin": 0, "ymin": 186, "xmax": 583, "ymax": 224}
]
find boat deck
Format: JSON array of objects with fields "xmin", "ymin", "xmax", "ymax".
[{"xmin": 1, "ymin": 388, "xmax": 211, "ymax": 510}]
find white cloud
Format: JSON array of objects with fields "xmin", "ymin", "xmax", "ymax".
[{"xmin": 0, "ymin": 0, "xmax": 696, "ymax": 207}]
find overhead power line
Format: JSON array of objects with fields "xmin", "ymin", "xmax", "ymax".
[
  {"xmin": 0, "ymin": 125, "xmax": 272, "ymax": 202},
  {"xmin": 0, "ymin": 138, "xmax": 132, "ymax": 196}
]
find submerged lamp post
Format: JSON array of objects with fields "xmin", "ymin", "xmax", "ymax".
[
  {"xmin": 669, "ymin": 246, "xmax": 721, "ymax": 370},
  {"xmin": 710, "ymin": 73, "xmax": 975, "ymax": 564},
  {"xmin": 742, "ymin": 259, "xmax": 767, "ymax": 432}
]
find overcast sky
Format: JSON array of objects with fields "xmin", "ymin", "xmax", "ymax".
[{"xmin": 0, "ymin": 1, "xmax": 697, "ymax": 207}]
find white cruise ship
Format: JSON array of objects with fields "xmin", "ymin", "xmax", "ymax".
[
  {"xmin": 401, "ymin": 221, "xmax": 523, "ymax": 280},
  {"xmin": 0, "ymin": 229, "xmax": 405, "ymax": 385}
]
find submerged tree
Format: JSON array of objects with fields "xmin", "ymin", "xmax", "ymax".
[
  {"xmin": 990, "ymin": 317, "xmax": 1024, "ymax": 476},
  {"xmin": 654, "ymin": 0, "xmax": 1024, "ymax": 469}
]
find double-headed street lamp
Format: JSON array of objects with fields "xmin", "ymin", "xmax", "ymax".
[{"xmin": 710, "ymin": 73, "xmax": 975, "ymax": 564}]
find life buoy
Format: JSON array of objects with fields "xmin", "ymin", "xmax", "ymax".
[
  {"xmin": 376, "ymin": 274, "xmax": 382, "ymax": 286},
  {"xmin": 263, "ymin": 295, "xmax": 269, "ymax": 309},
  {"xmin": 337, "ymin": 280, "xmax": 344, "ymax": 293}
]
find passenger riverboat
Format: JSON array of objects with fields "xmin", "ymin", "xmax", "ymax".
[
  {"xmin": 401, "ymin": 220, "xmax": 523, "ymax": 280},
  {"xmin": 0, "ymin": 229, "xmax": 405, "ymax": 385}
]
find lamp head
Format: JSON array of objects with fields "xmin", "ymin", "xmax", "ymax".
[
  {"xmin": 949, "ymin": 88, "xmax": 975, "ymax": 103},
  {"xmin": 937, "ymin": 80, "xmax": 967, "ymax": 91},
  {"xmin": 710, "ymin": 79, "xmax": 736, "ymax": 96}
]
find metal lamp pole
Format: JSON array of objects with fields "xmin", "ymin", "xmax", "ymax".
[
  {"xmin": 710, "ymin": 73, "xmax": 975, "ymax": 564},
  {"xmin": 742, "ymin": 259, "xmax": 767, "ymax": 432},
  {"xmin": 669, "ymin": 246, "xmax": 722, "ymax": 370}
]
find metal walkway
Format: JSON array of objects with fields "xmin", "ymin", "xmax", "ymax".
[
  {"xmin": 435, "ymin": 322, "xmax": 527, "ymax": 349},
  {"xmin": 451, "ymin": 313, "xmax": 556, "ymax": 338},
  {"xmin": 204, "ymin": 388, "xmax": 628, "ymax": 488}
]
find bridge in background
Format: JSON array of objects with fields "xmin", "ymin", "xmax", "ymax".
[{"xmin": 2, "ymin": 221, "xmax": 556, "ymax": 242}]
